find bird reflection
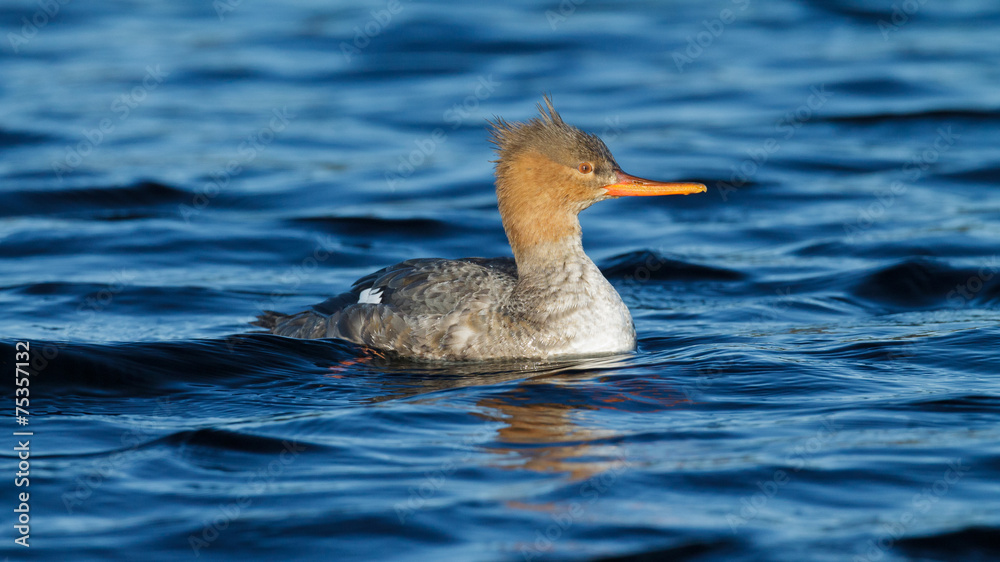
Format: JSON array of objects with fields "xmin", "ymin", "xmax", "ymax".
[{"xmin": 345, "ymin": 352, "xmax": 691, "ymax": 481}]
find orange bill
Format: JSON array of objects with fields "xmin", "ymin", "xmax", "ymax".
[{"xmin": 603, "ymin": 170, "xmax": 706, "ymax": 197}]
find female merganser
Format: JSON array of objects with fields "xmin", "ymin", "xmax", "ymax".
[{"xmin": 254, "ymin": 96, "xmax": 705, "ymax": 360}]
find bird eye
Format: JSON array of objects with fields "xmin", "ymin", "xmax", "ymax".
[{"xmin": 578, "ymin": 162, "xmax": 593, "ymax": 174}]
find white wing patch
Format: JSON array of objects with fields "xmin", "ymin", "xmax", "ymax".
[{"xmin": 357, "ymin": 287, "xmax": 383, "ymax": 304}]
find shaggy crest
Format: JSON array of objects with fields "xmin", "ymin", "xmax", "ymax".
[{"xmin": 488, "ymin": 95, "xmax": 616, "ymax": 168}]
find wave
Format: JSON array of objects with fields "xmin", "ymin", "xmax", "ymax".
[{"xmin": 601, "ymin": 250, "xmax": 746, "ymax": 282}]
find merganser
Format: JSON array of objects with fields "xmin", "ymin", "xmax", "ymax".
[{"xmin": 254, "ymin": 96, "xmax": 706, "ymax": 360}]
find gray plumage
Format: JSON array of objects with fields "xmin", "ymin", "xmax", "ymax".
[{"xmin": 253, "ymin": 254, "xmax": 635, "ymax": 361}]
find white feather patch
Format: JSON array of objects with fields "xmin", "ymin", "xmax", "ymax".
[{"xmin": 357, "ymin": 287, "xmax": 383, "ymax": 304}]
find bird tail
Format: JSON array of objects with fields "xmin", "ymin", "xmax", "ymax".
[{"xmin": 251, "ymin": 311, "xmax": 287, "ymax": 331}]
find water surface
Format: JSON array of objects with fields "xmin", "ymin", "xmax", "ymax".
[{"xmin": 2, "ymin": 0, "xmax": 999, "ymax": 560}]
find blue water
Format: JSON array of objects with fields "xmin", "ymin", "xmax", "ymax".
[{"xmin": 2, "ymin": 0, "xmax": 1000, "ymax": 560}]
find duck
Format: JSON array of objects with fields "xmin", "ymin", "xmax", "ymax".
[{"xmin": 253, "ymin": 96, "xmax": 706, "ymax": 360}]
